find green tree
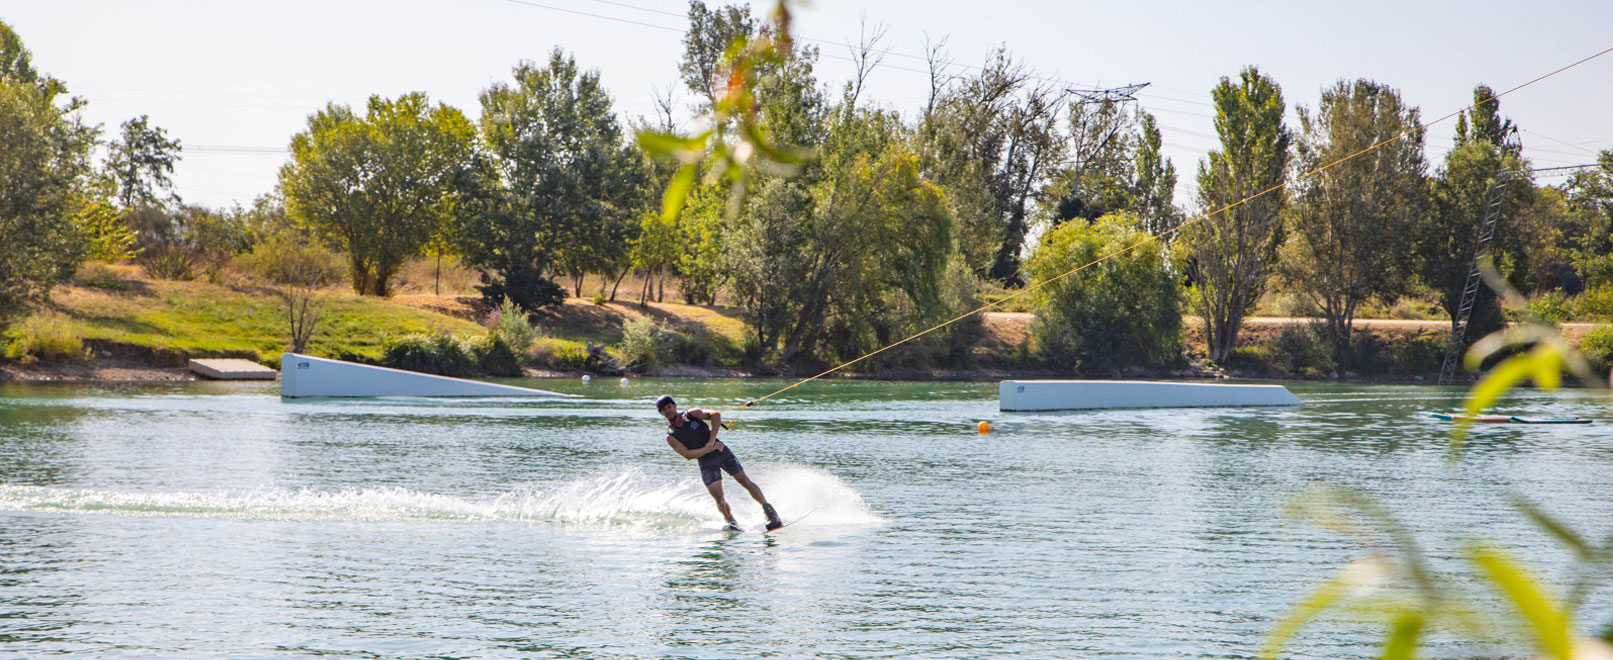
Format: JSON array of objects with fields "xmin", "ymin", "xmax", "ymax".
[
  {"xmin": 280, "ymin": 93, "xmax": 477, "ymax": 296},
  {"xmin": 106, "ymin": 115, "xmax": 181, "ymax": 209},
  {"xmin": 679, "ymin": 1, "xmax": 757, "ymax": 108},
  {"xmin": 1026, "ymin": 212, "xmax": 1181, "ymax": 371},
  {"xmin": 1186, "ymin": 65, "xmax": 1292, "ymax": 362},
  {"xmin": 630, "ymin": 209, "xmax": 678, "ymax": 306},
  {"xmin": 1456, "ymin": 83, "xmax": 1516, "ymax": 154},
  {"xmin": 74, "ymin": 202, "xmax": 138, "ymax": 263},
  {"xmin": 674, "ymin": 183, "xmax": 729, "ymax": 304},
  {"xmin": 1047, "ymin": 98, "xmax": 1133, "ymax": 225},
  {"xmin": 1412, "ymin": 84, "xmax": 1532, "ymax": 341},
  {"xmin": 461, "ymin": 50, "xmax": 643, "ymax": 311},
  {"xmin": 1565, "ymin": 150, "xmax": 1613, "ymax": 288},
  {"xmin": 919, "ymin": 47, "xmax": 1063, "ymax": 283},
  {"xmin": 1279, "ymin": 79, "xmax": 1428, "ymax": 361},
  {"xmin": 0, "ymin": 21, "xmax": 97, "ymax": 326},
  {"xmin": 729, "ymin": 107, "xmax": 955, "ymax": 364},
  {"xmin": 1129, "ymin": 112, "xmax": 1179, "ymax": 238}
]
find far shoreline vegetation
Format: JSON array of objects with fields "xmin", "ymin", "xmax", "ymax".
[
  {"xmin": 4, "ymin": 6, "xmax": 1613, "ymax": 385},
  {"xmin": 4, "ymin": 260, "xmax": 1609, "ymax": 384}
]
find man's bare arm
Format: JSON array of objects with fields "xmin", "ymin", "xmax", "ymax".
[{"xmin": 667, "ymin": 434, "xmax": 723, "ymax": 460}]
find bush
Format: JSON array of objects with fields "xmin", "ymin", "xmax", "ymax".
[
  {"xmin": 3, "ymin": 318, "xmax": 89, "ymax": 364},
  {"xmin": 672, "ymin": 326, "xmax": 743, "ymax": 367},
  {"xmin": 136, "ymin": 244, "xmax": 197, "ymax": 280},
  {"xmin": 1223, "ymin": 345, "xmax": 1275, "ymax": 374},
  {"xmin": 1389, "ymin": 333, "xmax": 1447, "ymax": 375},
  {"xmin": 469, "ymin": 334, "xmax": 523, "ymax": 377},
  {"xmin": 527, "ymin": 337, "xmax": 590, "ymax": 371},
  {"xmin": 1573, "ymin": 284, "xmax": 1613, "ymax": 321},
  {"xmin": 1527, "ymin": 289, "xmax": 1573, "ymax": 326},
  {"xmin": 1270, "ymin": 324, "xmax": 1336, "ymax": 375},
  {"xmin": 1026, "ymin": 212, "xmax": 1181, "ymax": 372},
  {"xmin": 74, "ymin": 262, "xmax": 128, "ymax": 291},
  {"xmin": 616, "ymin": 316, "xmax": 671, "ymax": 368},
  {"xmin": 238, "ymin": 231, "xmax": 345, "ymax": 287},
  {"xmin": 486, "ymin": 297, "xmax": 539, "ymax": 354},
  {"xmin": 128, "ymin": 205, "xmax": 253, "ymax": 281},
  {"xmin": 380, "ymin": 332, "xmax": 476, "ymax": 377},
  {"xmin": 1580, "ymin": 325, "xmax": 1613, "ymax": 379}
]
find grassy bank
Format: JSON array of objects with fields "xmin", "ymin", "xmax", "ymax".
[
  {"xmin": 6, "ymin": 265, "xmax": 487, "ymax": 368},
  {"xmin": 1, "ymin": 264, "xmax": 753, "ymax": 373}
]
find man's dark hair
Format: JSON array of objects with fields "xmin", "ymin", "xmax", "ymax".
[{"xmin": 655, "ymin": 395, "xmax": 676, "ymax": 411}]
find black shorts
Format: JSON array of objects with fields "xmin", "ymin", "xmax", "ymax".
[{"xmin": 699, "ymin": 454, "xmax": 744, "ymax": 486}]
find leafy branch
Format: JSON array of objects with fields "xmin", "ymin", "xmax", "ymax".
[{"xmin": 635, "ymin": 1, "xmax": 811, "ymax": 224}]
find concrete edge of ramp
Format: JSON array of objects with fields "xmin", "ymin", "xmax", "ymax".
[
  {"xmin": 999, "ymin": 379, "xmax": 1301, "ymax": 411},
  {"xmin": 280, "ymin": 352, "xmax": 573, "ymax": 398}
]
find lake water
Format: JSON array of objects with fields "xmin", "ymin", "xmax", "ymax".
[{"xmin": 1, "ymin": 378, "xmax": 1609, "ymax": 659}]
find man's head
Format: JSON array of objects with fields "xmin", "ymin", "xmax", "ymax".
[{"xmin": 655, "ymin": 395, "xmax": 677, "ymax": 421}]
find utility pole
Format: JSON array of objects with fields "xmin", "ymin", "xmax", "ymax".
[
  {"xmin": 1059, "ymin": 83, "xmax": 1151, "ymax": 221},
  {"xmin": 1065, "ymin": 82, "xmax": 1150, "ymax": 104}
]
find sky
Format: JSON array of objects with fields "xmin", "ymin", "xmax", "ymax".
[{"xmin": 2, "ymin": 0, "xmax": 1611, "ymax": 211}]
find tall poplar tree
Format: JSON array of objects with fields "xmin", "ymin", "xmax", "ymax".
[
  {"xmin": 1188, "ymin": 66, "xmax": 1291, "ymax": 362},
  {"xmin": 1129, "ymin": 112, "xmax": 1179, "ymax": 238},
  {"xmin": 1412, "ymin": 84, "xmax": 1531, "ymax": 342}
]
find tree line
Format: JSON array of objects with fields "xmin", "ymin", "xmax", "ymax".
[{"xmin": 3, "ymin": 6, "xmax": 1613, "ymax": 372}]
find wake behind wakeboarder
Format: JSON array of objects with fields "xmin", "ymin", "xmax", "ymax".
[{"xmin": 656, "ymin": 394, "xmax": 783, "ymax": 531}]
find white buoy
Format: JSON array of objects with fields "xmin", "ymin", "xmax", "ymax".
[
  {"xmin": 619, "ymin": 377, "xmax": 630, "ymax": 386},
  {"xmin": 581, "ymin": 375, "xmax": 591, "ymax": 383}
]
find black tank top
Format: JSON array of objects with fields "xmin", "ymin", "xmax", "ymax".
[{"xmin": 668, "ymin": 412, "xmax": 731, "ymax": 467}]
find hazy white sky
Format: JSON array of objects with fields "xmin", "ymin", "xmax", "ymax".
[{"xmin": 3, "ymin": 0, "xmax": 1610, "ymax": 210}]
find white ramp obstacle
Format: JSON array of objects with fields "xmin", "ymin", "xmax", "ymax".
[
  {"xmin": 280, "ymin": 353, "xmax": 572, "ymax": 398},
  {"xmin": 999, "ymin": 379, "xmax": 1300, "ymax": 411}
]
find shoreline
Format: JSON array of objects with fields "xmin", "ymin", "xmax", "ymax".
[{"xmin": 0, "ymin": 358, "xmax": 1467, "ymax": 386}]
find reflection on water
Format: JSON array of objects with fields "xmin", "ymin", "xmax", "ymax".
[{"xmin": 0, "ymin": 379, "xmax": 1610, "ymax": 658}]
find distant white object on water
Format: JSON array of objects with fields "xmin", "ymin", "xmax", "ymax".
[
  {"xmin": 999, "ymin": 380, "xmax": 1300, "ymax": 411},
  {"xmin": 620, "ymin": 377, "xmax": 630, "ymax": 386},
  {"xmin": 581, "ymin": 375, "xmax": 591, "ymax": 383}
]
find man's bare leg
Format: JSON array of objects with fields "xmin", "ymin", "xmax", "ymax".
[
  {"xmin": 706, "ymin": 480, "xmax": 738, "ymax": 529},
  {"xmin": 732, "ymin": 471, "xmax": 768, "ymax": 505},
  {"xmin": 733, "ymin": 472, "xmax": 782, "ymax": 528}
]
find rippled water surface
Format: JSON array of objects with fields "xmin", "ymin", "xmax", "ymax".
[{"xmin": 2, "ymin": 379, "xmax": 1610, "ymax": 658}]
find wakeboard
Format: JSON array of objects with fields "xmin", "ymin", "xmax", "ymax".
[
  {"xmin": 1429, "ymin": 412, "xmax": 1593, "ymax": 424},
  {"xmin": 756, "ymin": 508, "xmax": 815, "ymax": 534},
  {"xmin": 1509, "ymin": 416, "xmax": 1593, "ymax": 424}
]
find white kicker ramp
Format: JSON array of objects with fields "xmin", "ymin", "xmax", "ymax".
[
  {"xmin": 1000, "ymin": 379, "xmax": 1301, "ymax": 411},
  {"xmin": 280, "ymin": 353, "xmax": 571, "ymax": 398}
]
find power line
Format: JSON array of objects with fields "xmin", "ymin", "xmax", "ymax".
[
  {"xmin": 501, "ymin": 0, "xmax": 1215, "ymax": 121},
  {"xmin": 1521, "ymin": 128, "xmax": 1601, "ymax": 156},
  {"xmin": 188, "ymin": 145, "xmax": 287, "ymax": 154},
  {"xmin": 1524, "ymin": 163, "xmax": 1606, "ymax": 173}
]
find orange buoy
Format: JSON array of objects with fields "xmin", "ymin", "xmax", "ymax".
[{"xmin": 977, "ymin": 420, "xmax": 990, "ymax": 434}]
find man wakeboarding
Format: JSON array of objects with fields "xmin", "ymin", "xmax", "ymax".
[{"xmin": 656, "ymin": 394, "xmax": 783, "ymax": 531}]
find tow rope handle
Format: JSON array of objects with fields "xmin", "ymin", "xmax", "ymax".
[{"xmin": 719, "ymin": 400, "xmax": 756, "ymax": 430}]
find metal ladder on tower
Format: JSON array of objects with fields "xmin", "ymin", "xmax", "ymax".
[{"xmin": 1437, "ymin": 171, "xmax": 1513, "ymax": 386}]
